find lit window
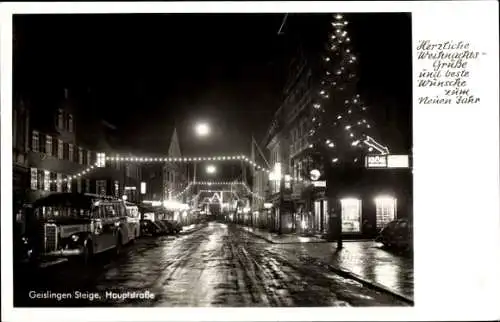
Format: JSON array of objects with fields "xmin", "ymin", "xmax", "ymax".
[
  {"xmin": 114, "ymin": 181, "xmax": 120, "ymax": 198},
  {"xmin": 68, "ymin": 144, "xmax": 74, "ymax": 162},
  {"xmin": 58, "ymin": 140, "xmax": 63, "ymax": 159},
  {"xmin": 30, "ymin": 168, "xmax": 38, "ymax": 190},
  {"xmin": 43, "ymin": 171, "xmax": 50, "ymax": 191},
  {"xmin": 340, "ymin": 198, "xmax": 362, "ymax": 233},
  {"xmin": 46, "ymin": 135, "xmax": 52, "ymax": 156},
  {"xmin": 375, "ymin": 196, "xmax": 397, "ymax": 229},
  {"xmin": 56, "ymin": 173, "xmax": 62, "ymax": 192},
  {"xmin": 31, "ymin": 131, "xmax": 39, "ymax": 152},
  {"xmin": 77, "ymin": 178, "xmax": 82, "ymax": 193},
  {"xmin": 66, "ymin": 176, "xmax": 71, "ymax": 192},
  {"xmin": 87, "ymin": 151, "xmax": 92, "ymax": 165}
]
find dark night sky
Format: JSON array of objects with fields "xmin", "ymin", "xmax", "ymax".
[{"xmin": 14, "ymin": 12, "xmax": 412, "ymax": 157}]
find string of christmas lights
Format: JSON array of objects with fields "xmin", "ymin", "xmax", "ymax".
[
  {"xmin": 309, "ymin": 13, "xmax": 389, "ymax": 164},
  {"xmin": 47, "ymin": 162, "xmax": 100, "ymax": 184}
]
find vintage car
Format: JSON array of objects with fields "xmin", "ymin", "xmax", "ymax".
[{"xmin": 375, "ymin": 218, "xmax": 413, "ymax": 251}]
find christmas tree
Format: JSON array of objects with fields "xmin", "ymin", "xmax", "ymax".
[{"xmin": 307, "ymin": 13, "xmax": 389, "ymax": 170}]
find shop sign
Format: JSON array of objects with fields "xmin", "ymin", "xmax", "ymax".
[
  {"xmin": 312, "ymin": 181, "xmax": 326, "ymax": 188},
  {"xmin": 387, "ymin": 155, "xmax": 410, "ymax": 168},
  {"xmin": 365, "ymin": 155, "xmax": 388, "ymax": 168}
]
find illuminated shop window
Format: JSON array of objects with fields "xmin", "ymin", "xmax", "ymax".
[
  {"xmin": 340, "ymin": 198, "xmax": 362, "ymax": 233},
  {"xmin": 43, "ymin": 170, "xmax": 50, "ymax": 191},
  {"xmin": 30, "ymin": 168, "xmax": 38, "ymax": 190},
  {"xmin": 375, "ymin": 196, "xmax": 397, "ymax": 229}
]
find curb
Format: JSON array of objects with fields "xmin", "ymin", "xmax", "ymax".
[
  {"xmin": 310, "ymin": 258, "xmax": 414, "ymax": 305},
  {"xmin": 328, "ymin": 264, "xmax": 414, "ymax": 305}
]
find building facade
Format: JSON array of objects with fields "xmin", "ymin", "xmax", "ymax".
[
  {"xmin": 260, "ymin": 16, "xmax": 413, "ymax": 238},
  {"xmin": 14, "ymin": 89, "xmax": 142, "ymax": 206}
]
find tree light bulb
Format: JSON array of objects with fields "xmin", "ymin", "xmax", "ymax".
[
  {"xmin": 335, "ymin": 14, "xmax": 343, "ymax": 20},
  {"xmin": 345, "ymin": 125, "xmax": 351, "ymax": 130},
  {"xmin": 325, "ymin": 57, "xmax": 330, "ymax": 62},
  {"xmin": 336, "ymin": 70, "xmax": 341, "ymax": 75},
  {"xmin": 346, "ymin": 49, "xmax": 350, "ymax": 53},
  {"xmin": 350, "ymin": 133, "xmax": 354, "ymax": 137}
]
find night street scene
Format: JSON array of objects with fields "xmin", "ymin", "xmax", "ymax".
[{"xmin": 12, "ymin": 12, "xmax": 413, "ymax": 307}]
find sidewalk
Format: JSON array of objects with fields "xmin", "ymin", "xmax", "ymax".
[
  {"xmin": 279, "ymin": 241, "xmax": 414, "ymax": 302},
  {"xmin": 239, "ymin": 225, "xmax": 413, "ymax": 302},
  {"xmin": 240, "ymin": 226, "xmax": 327, "ymax": 244}
]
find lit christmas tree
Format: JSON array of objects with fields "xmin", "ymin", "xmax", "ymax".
[{"xmin": 307, "ymin": 13, "xmax": 389, "ymax": 169}]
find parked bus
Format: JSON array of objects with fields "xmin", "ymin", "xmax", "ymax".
[{"xmin": 21, "ymin": 193, "xmax": 135, "ymax": 265}]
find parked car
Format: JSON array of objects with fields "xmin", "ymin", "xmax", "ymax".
[
  {"xmin": 140, "ymin": 219, "xmax": 166, "ymax": 236},
  {"xmin": 375, "ymin": 218, "xmax": 413, "ymax": 251},
  {"xmin": 160, "ymin": 220, "xmax": 181, "ymax": 235}
]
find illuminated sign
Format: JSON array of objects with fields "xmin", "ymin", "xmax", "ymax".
[
  {"xmin": 310, "ymin": 169, "xmax": 321, "ymax": 181},
  {"xmin": 365, "ymin": 154, "xmax": 410, "ymax": 169},
  {"xmin": 387, "ymin": 155, "xmax": 409, "ymax": 168},
  {"xmin": 365, "ymin": 155, "xmax": 388, "ymax": 168},
  {"xmin": 312, "ymin": 180, "xmax": 326, "ymax": 188}
]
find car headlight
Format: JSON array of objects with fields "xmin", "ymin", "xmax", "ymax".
[{"xmin": 71, "ymin": 234, "xmax": 80, "ymax": 242}]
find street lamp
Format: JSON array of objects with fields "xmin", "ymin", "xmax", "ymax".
[
  {"xmin": 195, "ymin": 122, "xmax": 210, "ymax": 137},
  {"xmin": 206, "ymin": 165, "xmax": 216, "ymax": 174}
]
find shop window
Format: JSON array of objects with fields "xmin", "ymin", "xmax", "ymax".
[
  {"xmin": 31, "ymin": 131, "xmax": 39, "ymax": 152},
  {"xmin": 340, "ymin": 198, "xmax": 362, "ymax": 233},
  {"xmin": 375, "ymin": 196, "xmax": 397, "ymax": 229},
  {"xmin": 56, "ymin": 173, "xmax": 62, "ymax": 192},
  {"xmin": 30, "ymin": 168, "xmax": 38, "ymax": 190},
  {"xmin": 66, "ymin": 176, "xmax": 72, "ymax": 192}
]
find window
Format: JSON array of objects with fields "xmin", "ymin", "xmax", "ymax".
[
  {"xmin": 30, "ymin": 168, "xmax": 38, "ymax": 190},
  {"xmin": 46, "ymin": 135, "xmax": 52, "ymax": 156},
  {"xmin": 68, "ymin": 114, "xmax": 74, "ymax": 132},
  {"xmin": 66, "ymin": 176, "xmax": 71, "ymax": 192},
  {"xmin": 50, "ymin": 172, "xmax": 57, "ymax": 191},
  {"xmin": 340, "ymin": 198, "xmax": 362, "ymax": 233},
  {"xmin": 375, "ymin": 197, "xmax": 397, "ymax": 229},
  {"xmin": 77, "ymin": 178, "xmax": 82, "ymax": 193},
  {"xmin": 87, "ymin": 151, "xmax": 92, "ymax": 165},
  {"xmin": 31, "ymin": 131, "xmax": 39, "ymax": 152},
  {"xmin": 85, "ymin": 179, "xmax": 90, "ymax": 193},
  {"xmin": 37, "ymin": 170, "xmax": 44, "ymax": 191},
  {"xmin": 57, "ymin": 109, "xmax": 64, "ymax": 129},
  {"xmin": 68, "ymin": 144, "xmax": 73, "ymax": 161},
  {"xmin": 78, "ymin": 147, "xmax": 83, "ymax": 165},
  {"xmin": 58, "ymin": 140, "xmax": 63, "ymax": 159},
  {"xmin": 96, "ymin": 180, "xmax": 107, "ymax": 196},
  {"xmin": 56, "ymin": 173, "xmax": 62, "ymax": 192}
]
